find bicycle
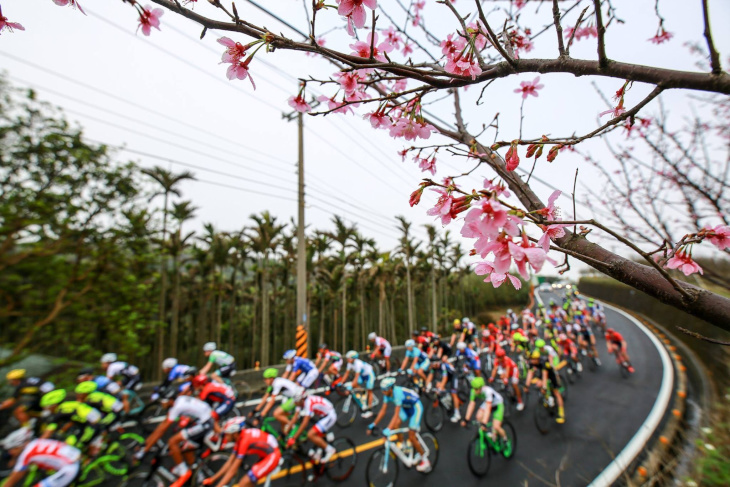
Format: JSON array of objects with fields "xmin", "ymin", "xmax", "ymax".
[
  {"xmin": 610, "ymin": 347, "xmax": 634, "ymax": 378},
  {"xmin": 422, "ymin": 388, "xmax": 454, "ymax": 432},
  {"xmin": 533, "ymin": 376, "xmax": 566, "ymax": 435},
  {"xmin": 465, "ymin": 419, "xmax": 517, "ymax": 477},
  {"xmin": 334, "ymin": 386, "xmax": 380, "ymax": 428},
  {"xmin": 365, "ymin": 426, "xmax": 439, "ymax": 486}
]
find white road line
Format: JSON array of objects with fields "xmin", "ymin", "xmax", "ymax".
[{"xmin": 587, "ymin": 301, "xmax": 674, "ymax": 487}]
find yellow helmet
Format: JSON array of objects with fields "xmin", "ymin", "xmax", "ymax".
[
  {"xmin": 6, "ymin": 369, "xmax": 25, "ymax": 381},
  {"xmin": 530, "ymin": 350, "xmax": 541, "ymax": 359},
  {"xmin": 453, "ymin": 319, "xmax": 461, "ymax": 326}
]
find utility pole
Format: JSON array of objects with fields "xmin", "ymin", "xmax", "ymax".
[{"xmin": 295, "ymin": 112, "xmax": 308, "ymax": 356}]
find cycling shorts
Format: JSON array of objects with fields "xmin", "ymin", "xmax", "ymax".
[
  {"xmin": 181, "ymin": 419, "xmax": 214, "ymax": 447},
  {"xmin": 218, "ymin": 363, "xmax": 236, "ymax": 379},
  {"xmin": 297, "ymin": 369, "xmax": 319, "ymax": 389},
  {"xmin": 468, "ymin": 358, "xmax": 481, "ymax": 371},
  {"xmin": 358, "ymin": 374, "xmax": 375, "ymax": 390},
  {"xmin": 478, "ymin": 402, "xmax": 504, "ymax": 422},
  {"xmin": 280, "ymin": 398, "xmax": 296, "ymax": 413},
  {"xmin": 330, "ymin": 361, "xmax": 343, "ymax": 372},
  {"xmin": 378, "ymin": 344, "xmax": 392, "ymax": 358},
  {"xmin": 416, "ymin": 359, "xmax": 430, "ymax": 371},
  {"xmin": 398, "ymin": 402, "xmax": 423, "ymax": 432},
  {"xmin": 247, "ymin": 449, "xmax": 281, "ymax": 484},
  {"xmin": 212, "ymin": 398, "xmax": 235, "ymax": 419},
  {"xmin": 312, "ymin": 411, "xmax": 337, "ymax": 435}
]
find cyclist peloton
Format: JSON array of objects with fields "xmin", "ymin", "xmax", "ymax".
[
  {"xmin": 74, "ymin": 381, "xmax": 123, "ymax": 441},
  {"xmin": 199, "ymin": 342, "xmax": 237, "ymax": 383},
  {"xmin": 1, "ymin": 369, "xmax": 54, "ymax": 427},
  {"xmin": 526, "ymin": 342, "xmax": 566, "ymax": 424},
  {"xmin": 1, "ymin": 428, "xmax": 81, "ymax": 487},
  {"xmin": 155, "ymin": 358, "xmax": 195, "ymax": 401},
  {"xmin": 39, "ymin": 390, "xmax": 103, "ymax": 452},
  {"xmin": 282, "ymin": 350, "xmax": 319, "ymax": 389},
  {"xmin": 287, "ymin": 392, "xmax": 338, "ymax": 463},
  {"xmin": 100, "ymin": 353, "xmax": 141, "ymax": 414},
  {"xmin": 315, "ymin": 343, "xmax": 344, "ymax": 389},
  {"xmin": 367, "ymin": 332, "xmax": 392, "ymax": 372},
  {"xmin": 455, "ymin": 341, "xmax": 482, "ymax": 377},
  {"xmin": 367, "ymin": 377, "xmax": 431, "ymax": 473},
  {"xmin": 253, "ymin": 368, "xmax": 305, "ymax": 429},
  {"xmin": 75, "ymin": 368, "xmax": 120, "ymax": 396},
  {"xmin": 341, "ymin": 350, "xmax": 376, "ymax": 418}
]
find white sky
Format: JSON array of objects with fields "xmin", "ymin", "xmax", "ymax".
[{"xmin": 1, "ymin": 0, "xmax": 728, "ymax": 279}]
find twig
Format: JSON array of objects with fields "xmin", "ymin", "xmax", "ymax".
[
  {"xmin": 572, "ymin": 168, "xmax": 578, "ymax": 234},
  {"xmin": 592, "ymin": 0, "xmax": 608, "ymax": 67},
  {"xmin": 474, "ymin": 0, "xmax": 517, "ymax": 67},
  {"xmin": 566, "ymin": 7, "xmax": 590, "ymax": 56},
  {"xmin": 676, "ymin": 326, "xmax": 730, "ymax": 346},
  {"xmin": 369, "ymin": 10, "xmax": 377, "ymax": 61},
  {"xmin": 552, "ymin": 0, "xmax": 566, "ymax": 57},
  {"xmin": 701, "ymin": 0, "xmax": 722, "ymax": 75}
]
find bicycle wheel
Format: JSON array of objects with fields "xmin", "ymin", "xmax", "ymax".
[
  {"xmin": 137, "ymin": 403, "xmax": 164, "ymax": 434},
  {"xmin": 558, "ymin": 373, "xmax": 569, "ymax": 402},
  {"xmin": 277, "ymin": 451, "xmax": 308, "ymax": 485},
  {"xmin": 366, "ymin": 447, "xmax": 398, "ymax": 487},
  {"xmin": 565, "ymin": 365, "xmax": 577, "ymax": 384},
  {"xmin": 119, "ymin": 471, "xmax": 165, "ymax": 487},
  {"xmin": 326, "ymin": 437, "xmax": 357, "ymax": 481},
  {"xmin": 335, "ymin": 395, "xmax": 357, "ymax": 428},
  {"xmin": 424, "ymin": 397, "xmax": 445, "ymax": 432},
  {"xmin": 534, "ymin": 400, "xmax": 553, "ymax": 435},
  {"xmin": 466, "ymin": 434, "xmax": 491, "ymax": 477},
  {"xmin": 587, "ymin": 352, "xmax": 598, "ymax": 372},
  {"xmin": 419, "ymin": 432, "xmax": 439, "ymax": 473},
  {"xmin": 500, "ymin": 421, "xmax": 517, "ymax": 459},
  {"xmin": 620, "ymin": 362, "xmax": 631, "ymax": 379},
  {"xmin": 192, "ymin": 452, "xmax": 231, "ymax": 486},
  {"xmin": 456, "ymin": 378, "xmax": 470, "ymax": 404}
]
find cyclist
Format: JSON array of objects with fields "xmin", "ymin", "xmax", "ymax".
[
  {"xmin": 254, "ymin": 368, "xmax": 304, "ymax": 429},
  {"xmin": 286, "ymin": 393, "xmax": 337, "ymax": 463},
  {"xmin": 75, "ymin": 368, "xmax": 120, "ymax": 396},
  {"xmin": 575, "ymin": 315, "xmax": 601, "ymax": 366},
  {"xmin": 367, "ymin": 377, "xmax": 431, "ymax": 473},
  {"xmin": 556, "ymin": 333, "xmax": 580, "ymax": 370},
  {"xmin": 74, "ymin": 381, "xmax": 123, "ymax": 429},
  {"xmin": 490, "ymin": 349, "xmax": 524, "ymax": 411},
  {"xmin": 100, "ymin": 353, "xmax": 141, "ymax": 414},
  {"xmin": 429, "ymin": 334, "xmax": 451, "ymax": 360},
  {"xmin": 199, "ymin": 342, "xmax": 237, "ymax": 382},
  {"xmin": 341, "ymin": 350, "xmax": 375, "ymax": 418},
  {"xmin": 315, "ymin": 343, "xmax": 344, "ymax": 389},
  {"xmin": 455, "ymin": 341, "xmax": 481, "ymax": 377},
  {"xmin": 40, "ymin": 390, "xmax": 103, "ymax": 451},
  {"xmin": 134, "ymin": 391, "xmax": 214, "ymax": 487},
  {"xmin": 282, "ymin": 350, "xmax": 319, "ymax": 389},
  {"xmin": 368, "ymin": 332, "xmax": 392, "ymax": 372},
  {"xmin": 401, "ymin": 339, "xmax": 430, "ymax": 385},
  {"xmin": 605, "ymin": 328, "xmax": 634, "ymax": 373},
  {"xmin": 461, "ymin": 377, "xmax": 510, "ymax": 452},
  {"xmin": 1, "ymin": 369, "xmax": 54, "ymax": 426},
  {"xmin": 202, "ymin": 424, "xmax": 280, "ymax": 487},
  {"xmin": 193, "ymin": 374, "xmax": 237, "ymax": 433},
  {"xmin": 433, "ymin": 353, "xmax": 461, "ymax": 423},
  {"xmin": 526, "ymin": 346, "xmax": 565, "ymax": 424},
  {"xmin": 155, "ymin": 358, "xmax": 195, "ymax": 401},
  {"xmin": 1, "ymin": 428, "xmax": 81, "ymax": 487}
]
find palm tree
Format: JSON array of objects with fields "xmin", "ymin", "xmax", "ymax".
[
  {"xmin": 142, "ymin": 166, "xmax": 195, "ymax": 376},
  {"xmin": 246, "ymin": 211, "xmax": 286, "ymax": 366},
  {"xmin": 199, "ymin": 224, "xmax": 231, "ymax": 345},
  {"xmin": 168, "ymin": 200, "xmax": 197, "ymax": 358},
  {"xmin": 324, "ymin": 216, "xmax": 356, "ymax": 352},
  {"xmin": 350, "ymin": 232, "xmax": 376, "ymax": 350},
  {"xmin": 396, "ymin": 216, "xmax": 419, "ymax": 336}
]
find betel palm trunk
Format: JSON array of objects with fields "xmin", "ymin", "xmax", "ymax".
[{"xmin": 261, "ymin": 254, "xmax": 270, "ymax": 366}]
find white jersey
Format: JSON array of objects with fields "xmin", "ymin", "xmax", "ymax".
[
  {"xmin": 167, "ymin": 395, "xmax": 213, "ymax": 423},
  {"xmin": 374, "ymin": 336, "xmax": 390, "ymax": 349},
  {"xmin": 106, "ymin": 361, "xmax": 139, "ymax": 379},
  {"xmin": 300, "ymin": 395, "xmax": 334, "ymax": 417},
  {"xmin": 14, "ymin": 439, "xmax": 80, "ymax": 472},
  {"xmin": 270, "ymin": 377, "xmax": 304, "ymax": 398},
  {"xmin": 346, "ymin": 359, "xmax": 374, "ymax": 378},
  {"xmin": 475, "ymin": 386, "xmax": 504, "ymax": 405}
]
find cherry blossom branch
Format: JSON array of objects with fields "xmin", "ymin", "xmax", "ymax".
[
  {"xmin": 565, "ymin": 6, "xmax": 590, "ymax": 56},
  {"xmin": 676, "ymin": 326, "xmax": 730, "ymax": 346},
  {"xmin": 474, "ymin": 0, "xmax": 517, "ymax": 67},
  {"xmin": 592, "ymin": 0, "xmax": 608, "ymax": 67},
  {"xmin": 700, "ymin": 0, "xmax": 722, "ymax": 75},
  {"xmin": 552, "ymin": 0, "xmax": 567, "ymax": 57}
]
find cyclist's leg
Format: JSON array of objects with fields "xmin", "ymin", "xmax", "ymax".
[
  {"xmin": 246, "ymin": 449, "xmax": 282, "ymax": 486},
  {"xmin": 405, "ymin": 404, "xmax": 424, "ymax": 456},
  {"xmin": 274, "ymin": 402, "xmax": 294, "ymax": 429},
  {"xmin": 491, "ymin": 404, "xmax": 506, "ymax": 440}
]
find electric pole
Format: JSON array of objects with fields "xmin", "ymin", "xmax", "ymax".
[{"xmin": 296, "ymin": 112, "xmax": 308, "ymax": 350}]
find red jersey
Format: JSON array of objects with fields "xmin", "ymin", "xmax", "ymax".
[
  {"xmin": 496, "ymin": 356, "xmax": 517, "ymax": 376},
  {"xmin": 605, "ymin": 330, "xmax": 624, "ymax": 344},
  {"xmin": 234, "ymin": 428, "xmax": 279, "ymax": 459},
  {"xmin": 199, "ymin": 382, "xmax": 236, "ymax": 403}
]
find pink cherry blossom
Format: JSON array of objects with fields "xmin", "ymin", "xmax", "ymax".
[
  {"xmin": 226, "ymin": 58, "xmax": 256, "ymax": 89},
  {"xmin": 514, "ymin": 76, "xmax": 544, "ymax": 99},
  {"xmin": 338, "ymin": 0, "xmax": 377, "ymax": 32},
  {"xmin": 402, "ymin": 42, "xmax": 414, "ymax": 56},
  {"xmin": 218, "ymin": 37, "xmax": 248, "ymax": 63},
  {"xmin": 334, "ymin": 71, "xmax": 364, "ymax": 95},
  {"xmin": 538, "ymin": 223, "xmax": 568, "ymax": 252},
  {"xmin": 416, "ymin": 155, "xmax": 437, "ymax": 175},
  {"xmin": 599, "ymin": 105, "xmax": 627, "ymax": 118},
  {"xmin": 0, "ymin": 7, "xmax": 24, "ymax": 34},
  {"xmin": 461, "ymin": 199, "xmax": 508, "ymax": 242},
  {"xmin": 483, "ymin": 178, "xmax": 511, "ymax": 198},
  {"xmin": 350, "ymin": 32, "xmax": 393, "ymax": 62},
  {"xmin": 445, "ymin": 55, "xmax": 482, "ymax": 80},
  {"xmin": 474, "ymin": 261, "xmax": 495, "ymax": 276},
  {"xmin": 392, "ymin": 78, "xmax": 408, "ymax": 92},
  {"xmin": 706, "ymin": 224, "xmax": 730, "ymax": 250},
  {"xmin": 317, "ymin": 94, "xmax": 352, "ymax": 115},
  {"xmin": 53, "ymin": 0, "xmax": 86, "ymax": 15},
  {"xmin": 665, "ymin": 250, "xmax": 703, "ymax": 276},
  {"xmin": 365, "ymin": 110, "xmax": 391, "ymax": 129},
  {"xmin": 535, "ymin": 190, "xmax": 561, "ymax": 220},
  {"xmin": 426, "ymin": 188, "xmax": 455, "ymax": 225},
  {"xmin": 441, "ymin": 34, "xmax": 466, "ymax": 58},
  {"xmin": 288, "ymin": 94, "xmax": 311, "ymax": 113},
  {"xmin": 490, "ymin": 272, "xmax": 522, "ymax": 290},
  {"xmin": 389, "ymin": 117, "xmax": 434, "ymax": 141},
  {"xmin": 648, "ymin": 29, "xmax": 673, "ymax": 44},
  {"xmin": 382, "ymin": 26, "xmax": 402, "ymax": 50},
  {"xmin": 466, "ymin": 21, "xmax": 489, "ymax": 51},
  {"xmin": 138, "ymin": 5, "xmax": 163, "ymax": 36}
]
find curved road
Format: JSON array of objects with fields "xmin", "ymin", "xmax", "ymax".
[{"xmin": 276, "ymin": 290, "xmax": 672, "ymax": 486}]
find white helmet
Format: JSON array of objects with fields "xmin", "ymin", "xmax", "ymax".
[
  {"xmin": 162, "ymin": 358, "xmax": 178, "ymax": 370},
  {"xmin": 101, "ymin": 353, "xmax": 117, "ymax": 364},
  {"xmin": 293, "ymin": 391, "xmax": 306, "ymax": 403},
  {"xmin": 405, "ymin": 339, "xmax": 416, "ymax": 348},
  {"xmin": 345, "ymin": 350, "xmax": 359, "ymax": 360},
  {"xmin": 456, "ymin": 341, "xmax": 467, "ymax": 351},
  {"xmin": 536, "ymin": 320, "xmax": 544, "ymax": 327},
  {"xmin": 462, "ymin": 317, "xmax": 470, "ymax": 323},
  {"xmin": 203, "ymin": 342, "xmax": 216, "ymax": 352},
  {"xmin": 222, "ymin": 417, "xmax": 246, "ymax": 434},
  {"xmin": 1, "ymin": 427, "xmax": 33, "ymax": 449},
  {"xmin": 507, "ymin": 309, "xmax": 513, "ymax": 314},
  {"xmin": 283, "ymin": 350, "xmax": 296, "ymax": 360},
  {"xmin": 368, "ymin": 332, "xmax": 377, "ymax": 341}
]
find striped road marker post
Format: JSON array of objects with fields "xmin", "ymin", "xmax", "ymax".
[{"xmin": 296, "ymin": 324, "xmax": 308, "ymax": 358}]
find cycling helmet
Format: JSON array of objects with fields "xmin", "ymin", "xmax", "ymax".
[
  {"xmin": 470, "ymin": 377, "xmax": 485, "ymax": 389},
  {"xmin": 420, "ymin": 326, "xmax": 428, "ymax": 332},
  {"xmin": 76, "ymin": 367, "xmax": 94, "ymax": 379},
  {"xmin": 462, "ymin": 317, "xmax": 470, "ymax": 323},
  {"xmin": 495, "ymin": 349, "xmax": 506, "ymax": 358},
  {"xmin": 511, "ymin": 323, "xmax": 519, "ymax": 330},
  {"xmin": 606, "ymin": 328, "xmax": 615, "ymax": 334},
  {"xmin": 432, "ymin": 335, "xmax": 441, "ymax": 342},
  {"xmin": 203, "ymin": 342, "xmax": 217, "ymax": 352},
  {"xmin": 192, "ymin": 374, "xmax": 210, "ymax": 389},
  {"xmin": 100, "ymin": 353, "xmax": 117, "ymax": 364},
  {"xmin": 222, "ymin": 417, "xmax": 247, "ymax": 434},
  {"xmin": 263, "ymin": 368, "xmax": 278, "ymax": 379},
  {"xmin": 293, "ymin": 391, "xmax": 306, "ymax": 403},
  {"xmin": 75, "ymin": 381, "xmax": 97, "ymax": 395},
  {"xmin": 530, "ymin": 350, "xmax": 541, "ymax": 359},
  {"xmin": 162, "ymin": 358, "xmax": 178, "ymax": 370},
  {"xmin": 319, "ymin": 343, "xmax": 328, "ymax": 350},
  {"xmin": 380, "ymin": 377, "xmax": 396, "ymax": 390},
  {"xmin": 345, "ymin": 350, "xmax": 359, "ymax": 360},
  {"xmin": 6, "ymin": 369, "xmax": 25, "ymax": 381},
  {"xmin": 453, "ymin": 319, "xmax": 461, "ymax": 326},
  {"xmin": 512, "ymin": 332, "xmax": 527, "ymax": 342},
  {"xmin": 368, "ymin": 332, "xmax": 377, "ymax": 341},
  {"xmin": 405, "ymin": 339, "xmax": 416, "ymax": 348},
  {"xmin": 40, "ymin": 389, "xmax": 66, "ymax": 408},
  {"xmin": 456, "ymin": 341, "xmax": 467, "ymax": 351},
  {"xmin": 283, "ymin": 350, "xmax": 296, "ymax": 360},
  {"xmin": 506, "ymin": 309, "xmax": 513, "ymax": 314},
  {"xmin": 411, "ymin": 331, "xmax": 419, "ymax": 337},
  {"xmin": 535, "ymin": 339, "xmax": 546, "ymax": 348},
  {"xmin": 1, "ymin": 427, "xmax": 33, "ymax": 450}
]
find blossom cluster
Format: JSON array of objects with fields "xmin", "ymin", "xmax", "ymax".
[{"xmin": 218, "ymin": 37, "xmax": 257, "ymax": 89}]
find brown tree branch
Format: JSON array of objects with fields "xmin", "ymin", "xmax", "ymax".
[
  {"xmin": 592, "ymin": 0, "xmax": 608, "ymax": 67},
  {"xmin": 700, "ymin": 0, "xmax": 722, "ymax": 75},
  {"xmin": 552, "ymin": 0, "xmax": 567, "ymax": 57}
]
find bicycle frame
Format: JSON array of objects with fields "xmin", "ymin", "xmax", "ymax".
[
  {"xmin": 380, "ymin": 427, "xmax": 430, "ymax": 469},
  {"xmin": 340, "ymin": 387, "xmax": 380, "ymax": 414}
]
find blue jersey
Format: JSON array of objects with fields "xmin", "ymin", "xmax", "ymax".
[
  {"xmin": 385, "ymin": 386, "xmax": 421, "ymax": 410},
  {"xmin": 439, "ymin": 361, "xmax": 456, "ymax": 378},
  {"xmin": 405, "ymin": 348, "xmax": 428, "ymax": 364},
  {"xmin": 287, "ymin": 357, "xmax": 315, "ymax": 374},
  {"xmin": 167, "ymin": 365, "xmax": 193, "ymax": 382},
  {"xmin": 93, "ymin": 376, "xmax": 112, "ymax": 389},
  {"xmin": 456, "ymin": 348, "xmax": 478, "ymax": 361}
]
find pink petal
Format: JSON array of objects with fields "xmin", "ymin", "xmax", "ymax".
[{"xmin": 507, "ymin": 274, "xmax": 522, "ymax": 289}]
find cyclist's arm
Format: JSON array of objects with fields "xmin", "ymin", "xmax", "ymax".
[
  {"xmin": 399, "ymin": 357, "xmax": 409, "ymax": 371},
  {"xmin": 386, "ymin": 406, "xmax": 401, "ymax": 431},
  {"xmin": 541, "ymin": 369, "xmax": 548, "ymax": 387},
  {"xmin": 258, "ymin": 392, "xmax": 275, "ymax": 416},
  {"xmin": 205, "ymin": 449, "xmax": 236, "ymax": 484},
  {"xmin": 215, "ymin": 455, "xmax": 243, "ymax": 487},
  {"xmin": 290, "ymin": 414, "xmax": 309, "ymax": 443},
  {"xmin": 317, "ymin": 359, "xmax": 329, "ymax": 373},
  {"xmin": 351, "ymin": 372, "xmax": 361, "ymax": 388},
  {"xmin": 144, "ymin": 419, "xmax": 172, "ymax": 452},
  {"xmin": 463, "ymin": 399, "xmax": 476, "ymax": 422},
  {"xmin": 198, "ymin": 362, "xmax": 213, "ymax": 376},
  {"xmin": 2, "ymin": 469, "xmax": 25, "ymax": 487},
  {"xmin": 370, "ymin": 401, "xmax": 388, "ymax": 429},
  {"xmin": 437, "ymin": 373, "xmax": 447, "ymax": 390},
  {"xmin": 489, "ymin": 366, "xmax": 498, "ymax": 381},
  {"xmin": 0, "ymin": 398, "xmax": 15, "ymax": 409}
]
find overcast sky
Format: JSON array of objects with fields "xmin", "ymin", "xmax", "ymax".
[{"xmin": 1, "ymin": 0, "xmax": 728, "ymax": 279}]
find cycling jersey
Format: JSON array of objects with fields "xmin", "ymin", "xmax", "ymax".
[
  {"xmin": 431, "ymin": 341, "xmax": 452, "ymax": 358},
  {"xmin": 200, "ymin": 382, "xmax": 236, "ymax": 403},
  {"xmin": 234, "ymin": 428, "xmax": 281, "ymax": 483},
  {"xmin": 105, "ymin": 362, "xmax": 140, "ymax": 390},
  {"xmin": 496, "ymin": 357, "xmax": 517, "ymax": 378},
  {"xmin": 162, "ymin": 365, "xmax": 194, "ymax": 386},
  {"xmin": 322, "ymin": 350, "xmax": 342, "ymax": 363},
  {"xmin": 286, "ymin": 357, "xmax": 316, "ymax": 375},
  {"xmin": 470, "ymin": 385, "xmax": 503, "ymax": 405},
  {"xmin": 208, "ymin": 350, "xmax": 235, "ymax": 366},
  {"xmin": 456, "ymin": 347, "xmax": 480, "ymax": 370},
  {"xmin": 300, "ymin": 395, "xmax": 335, "ymax": 418},
  {"xmin": 13, "ymin": 377, "xmax": 54, "ymax": 399},
  {"xmin": 606, "ymin": 331, "xmax": 624, "ymax": 345},
  {"xmin": 85, "ymin": 391, "xmax": 123, "ymax": 424},
  {"xmin": 439, "ymin": 361, "xmax": 456, "ymax": 379},
  {"xmin": 46, "ymin": 401, "xmax": 102, "ymax": 431},
  {"xmin": 268, "ymin": 377, "xmax": 304, "ymax": 398},
  {"xmin": 373, "ymin": 336, "xmax": 392, "ymax": 357},
  {"xmin": 167, "ymin": 395, "xmax": 213, "ymax": 423},
  {"xmin": 92, "ymin": 376, "xmax": 115, "ymax": 394},
  {"xmin": 346, "ymin": 358, "xmax": 374, "ymax": 379},
  {"xmin": 384, "ymin": 386, "xmax": 420, "ymax": 409},
  {"xmin": 14, "ymin": 439, "xmax": 81, "ymax": 487},
  {"xmin": 405, "ymin": 348, "xmax": 429, "ymax": 365}
]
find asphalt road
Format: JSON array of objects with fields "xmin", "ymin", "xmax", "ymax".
[{"xmin": 266, "ymin": 290, "xmax": 669, "ymax": 487}]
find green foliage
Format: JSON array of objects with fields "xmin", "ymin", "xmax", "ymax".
[{"xmin": 689, "ymin": 391, "xmax": 730, "ymax": 486}]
